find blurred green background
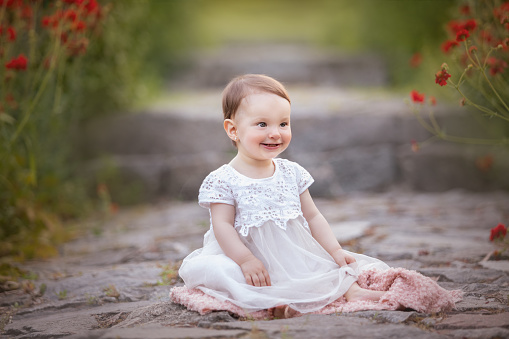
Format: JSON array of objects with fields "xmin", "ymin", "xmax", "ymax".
[
  {"xmin": 142, "ymin": 0, "xmax": 456, "ymax": 95},
  {"xmin": 0, "ymin": 0, "xmax": 469, "ymax": 259}
]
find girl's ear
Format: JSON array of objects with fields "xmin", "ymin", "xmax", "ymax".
[{"xmin": 224, "ymin": 119, "xmax": 237, "ymax": 141}]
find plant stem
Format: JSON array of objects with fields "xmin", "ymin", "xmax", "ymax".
[
  {"xmin": 451, "ymin": 81, "xmax": 509, "ymax": 122},
  {"xmin": 411, "ymin": 104, "xmax": 509, "ymax": 146},
  {"xmin": 8, "ymin": 46, "xmax": 61, "ymax": 148},
  {"xmin": 480, "ymin": 68, "xmax": 509, "ymax": 114},
  {"xmin": 463, "ymin": 41, "xmax": 479, "ymax": 69}
]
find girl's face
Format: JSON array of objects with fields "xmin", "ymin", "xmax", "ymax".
[{"xmin": 226, "ymin": 92, "xmax": 292, "ymax": 164}]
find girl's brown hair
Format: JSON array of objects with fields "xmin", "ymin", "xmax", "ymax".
[{"xmin": 222, "ymin": 74, "xmax": 291, "ymax": 120}]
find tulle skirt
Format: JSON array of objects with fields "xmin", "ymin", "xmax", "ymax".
[{"xmin": 179, "ymin": 216, "xmax": 389, "ymax": 313}]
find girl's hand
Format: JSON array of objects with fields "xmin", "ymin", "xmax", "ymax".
[
  {"xmin": 239, "ymin": 255, "xmax": 271, "ymax": 287},
  {"xmin": 332, "ymin": 248, "xmax": 356, "ymax": 267}
]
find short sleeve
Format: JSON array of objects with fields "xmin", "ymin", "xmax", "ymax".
[
  {"xmin": 294, "ymin": 162, "xmax": 314, "ymax": 194},
  {"xmin": 198, "ymin": 168, "xmax": 235, "ymax": 208}
]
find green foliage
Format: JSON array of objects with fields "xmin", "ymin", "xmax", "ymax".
[
  {"xmin": 347, "ymin": 0, "xmax": 457, "ymax": 89},
  {"xmin": 188, "ymin": 0, "xmax": 455, "ymax": 88},
  {"xmin": 0, "ymin": 0, "xmax": 100, "ymax": 259},
  {"xmin": 0, "ymin": 0, "xmax": 195, "ymax": 260}
]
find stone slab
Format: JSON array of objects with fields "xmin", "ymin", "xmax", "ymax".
[
  {"xmin": 479, "ymin": 260, "xmax": 509, "ymax": 273},
  {"xmin": 445, "ymin": 327, "xmax": 509, "ymax": 339},
  {"xmin": 211, "ymin": 314, "xmax": 447, "ymax": 339},
  {"xmin": 330, "ymin": 221, "xmax": 372, "ymax": 242},
  {"xmin": 68, "ymin": 324, "xmax": 246, "ymax": 339},
  {"xmin": 3, "ymin": 301, "xmax": 152, "ymax": 338},
  {"xmin": 436, "ymin": 313, "xmax": 509, "ymax": 330}
]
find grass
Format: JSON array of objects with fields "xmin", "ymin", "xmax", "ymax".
[
  {"xmin": 56, "ymin": 290, "xmax": 68, "ymax": 300},
  {"xmin": 103, "ymin": 284, "xmax": 120, "ymax": 299},
  {"xmin": 156, "ymin": 262, "xmax": 181, "ymax": 286}
]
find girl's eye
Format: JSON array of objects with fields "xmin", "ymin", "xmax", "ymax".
[
  {"xmin": 280, "ymin": 122, "xmax": 289, "ymax": 127},
  {"xmin": 257, "ymin": 122, "xmax": 267, "ymax": 127}
]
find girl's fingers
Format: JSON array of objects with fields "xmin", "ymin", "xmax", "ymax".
[
  {"xmin": 263, "ymin": 271, "xmax": 272, "ymax": 286},
  {"xmin": 258, "ymin": 272, "xmax": 270, "ymax": 287},
  {"xmin": 251, "ymin": 274, "xmax": 261, "ymax": 287},
  {"xmin": 245, "ymin": 272, "xmax": 271, "ymax": 287},
  {"xmin": 245, "ymin": 274, "xmax": 254, "ymax": 286},
  {"xmin": 258, "ymin": 273, "xmax": 267, "ymax": 287}
]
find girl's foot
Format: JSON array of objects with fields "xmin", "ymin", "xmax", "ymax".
[
  {"xmin": 345, "ymin": 282, "xmax": 386, "ymax": 303},
  {"xmin": 269, "ymin": 305, "xmax": 301, "ymax": 319}
]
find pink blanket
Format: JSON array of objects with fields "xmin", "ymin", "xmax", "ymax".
[{"xmin": 170, "ymin": 268, "xmax": 463, "ymax": 320}]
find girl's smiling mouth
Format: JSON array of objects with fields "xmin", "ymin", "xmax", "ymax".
[{"xmin": 262, "ymin": 143, "xmax": 281, "ymax": 148}]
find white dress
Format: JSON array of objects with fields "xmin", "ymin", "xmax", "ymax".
[{"xmin": 179, "ymin": 158, "xmax": 389, "ymax": 314}]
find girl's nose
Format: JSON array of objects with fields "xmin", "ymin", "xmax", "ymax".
[{"xmin": 268, "ymin": 127, "xmax": 281, "ymax": 139}]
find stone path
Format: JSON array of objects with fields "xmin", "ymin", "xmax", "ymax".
[{"xmin": 2, "ymin": 189, "xmax": 509, "ymax": 338}]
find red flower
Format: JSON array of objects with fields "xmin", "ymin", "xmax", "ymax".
[
  {"xmin": 42, "ymin": 16, "xmax": 52, "ymax": 27},
  {"xmin": 7, "ymin": 27, "xmax": 16, "ymax": 41},
  {"xmin": 429, "ymin": 96, "xmax": 437, "ymax": 106},
  {"xmin": 0, "ymin": 0, "xmax": 21, "ymax": 8},
  {"xmin": 64, "ymin": 9, "xmax": 78, "ymax": 22},
  {"xmin": 64, "ymin": 0, "xmax": 85, "ymax": 4},
  {"xmin": 463, "ymin": 19, "xmax": 477, "ymax": 31},
  {"xmin": 61, "ymin": 32, "xmax": 68, "ymax": 44},
  {"xmin": 459, "ymin": 5, "xmax": 470, "ymax": 16},
  {"xmin": 411, "ymin": 139, "xmax": 420, "ymax": 153},
  {"xmin": 456, "ymin": 29, "xmax": 470, "ymax": 42},
  {"xmin": 441, "ymin": 40, "xmax": 459, "ymax": 53},
  {"xmin": 6, "ymin": 93, "xmax": 17, "ymax": 109},
  {"xmin": 490, "ymin": 223, "xmax": 507, "ymax": 241},
  {"xmin": 84, "ymin": 0, "xmax": 99, "ymax": 14},
  {"xmin": 72, "ymin": 20, "xmax": 86, "ymax": 32},
  {"xmin": 409, "ymin": 52, "xmax": 422, "ymax": 68},
  {"xmin": 5, "ymin": 54, "xmax": 28, "ymax": 70},
  {"xmin": 21, "ymin": 5, "xmax": 33, "ymax": 20},
  {"xmin": 435, "ymin": 69, "xmax": 451, "ymax": 86},
  {"xmin": 448, "ymin": 19, "xmax": 477, "ymax": 34},
  {"xmin": 67, "ymin": 37, "xmax": 89, "ymax": 55},
  {"xmin": 487, "ymin": 57, "xmax": 508, "ymax": 76},
  {"xmin": 448, "ymin": 20, "xmax": 463, "ymax": 33},
  {"xmin": 410, "ymin": 90, "xmax": 425, "ymax": 103},
  {"xmin": 480, "ymin": 30, "xmax": 493, "ymax": 44},
  {"xmin": 476, "ymin": 154, "xmax": 494, "ymax": 173},
  {"xmin": 97, "ymin": 183, "xmax": 108, "ymax": 195},
  {"xmin": 494, "ymin": 2, "xmax": 509, "ymax": 23}
]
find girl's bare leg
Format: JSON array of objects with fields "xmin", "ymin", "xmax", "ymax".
[{"xmin": 344, "ymin": 282, "xmax": 386, "ymax": 302}]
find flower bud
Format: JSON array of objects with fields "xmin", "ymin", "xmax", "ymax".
[
  {"xmin": 441, "ymin": 63, "xmax": 449, "ymax": 70},
  {"xmin": 411, "ymin": 140, "xmax": 420, "ymax": 153}
]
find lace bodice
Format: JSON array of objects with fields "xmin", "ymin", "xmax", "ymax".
[{"xmin": 199, "ymin": 158, "xmax": 314, "ymax": 236}]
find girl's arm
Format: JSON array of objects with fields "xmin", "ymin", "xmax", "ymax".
[
  {"xmin": 300, "ymin": 189, "xmax": 356, "ymax": 267},
  {"xmin": 210, "ymin": 203, "xmax": 271, "ymax": 287}
]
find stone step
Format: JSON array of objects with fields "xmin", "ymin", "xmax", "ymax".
[
  {"xmin": 78, "ymin": 88, "xmax": 509, "ymax": 202},
  {"xmin": 172, "ymin": 43, "xmax": 388, "ymax": 88}
]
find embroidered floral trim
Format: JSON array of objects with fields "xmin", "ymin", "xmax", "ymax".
[{"xmin": 198, "ymin": 158, "xmax": 314, "ymax": 236}]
